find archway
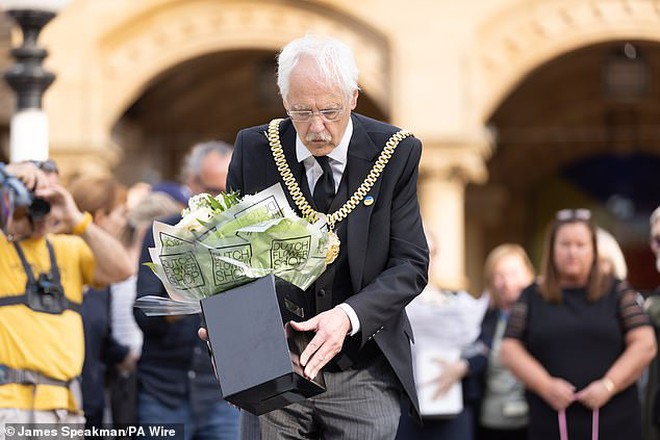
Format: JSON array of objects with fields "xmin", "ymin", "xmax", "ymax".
[
  {"xmin": 470, "ymin": 40, "xmax": 660, "ymax": 292},
  {"xmin": 464, "ymin": 0, "xmax": 660, "ymax": 292},
  {"xmin": 111, "ymin": 48, "xmax": 385, "ymax": 183},
  {"xmin": 97, "ymin": 0, "xmax": 391, "ymax": 149}
]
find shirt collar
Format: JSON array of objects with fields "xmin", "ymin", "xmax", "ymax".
[{"xmin": 296, "ymin": 117, "xmax": 353, "ymax": 165}]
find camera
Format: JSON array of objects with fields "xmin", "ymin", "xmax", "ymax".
[
  {"xmin": 0, "ymin": 163, "xmax": 52, "ymax": 235},
  {"xmin": 26, "ymin": 272, "xmax": 67, "ymax": 314}
]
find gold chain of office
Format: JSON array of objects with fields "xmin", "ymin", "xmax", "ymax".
[{"xmin": 267, "ymin": 118, "xmax": 413, "ymax": 230}]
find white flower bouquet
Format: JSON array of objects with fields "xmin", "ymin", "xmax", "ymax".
[{"xmin": 135, "ymin": 184, "xmax": 330, "ymax": 316}]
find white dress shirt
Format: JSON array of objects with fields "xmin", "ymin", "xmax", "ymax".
[{"xmin": 295, "ymin": 119, "xmax": 360, "ymax": 336}]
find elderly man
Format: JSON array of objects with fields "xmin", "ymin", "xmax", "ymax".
[
  {"xmin": 0, "ymin": 160, "xmax": 133, "ymax": 425},
  {"xmin": 226, "ymin": 34, "xmax": 429, "ymax": 439},
  {"xmin": 134, "ymin": 141, "xmax": 239, "ymax": 440}
]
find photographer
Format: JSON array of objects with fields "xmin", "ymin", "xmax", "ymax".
[{"xmin": 0, "ymin": 161, "xmax": 133, "ymax": 426}]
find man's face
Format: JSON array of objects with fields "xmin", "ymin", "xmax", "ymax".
[
  {"xmin": 188, "ymin": 151, "xmax": 231, "ymax": 196},
  {"xmin": 284, "ymin": 58, "xmax": 358, "ymax": 157},
  {"xmin": 650, "ymin": 220, "xmax": 660, "ymax": 272}
]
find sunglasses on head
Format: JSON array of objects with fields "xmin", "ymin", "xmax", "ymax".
[{"xmin": 555, "ymin": 208, "xmax": 592, "ymax": 222}]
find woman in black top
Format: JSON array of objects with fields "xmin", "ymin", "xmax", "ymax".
[{"xmin": 500, "ymin": 209, "xmax": 656, "ymax": 440}]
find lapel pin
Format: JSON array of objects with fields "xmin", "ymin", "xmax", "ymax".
[{"xmin": 364, "ymin": 196, "xmax": 374, "ymax": 206}]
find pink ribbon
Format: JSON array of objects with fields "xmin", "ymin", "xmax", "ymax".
[{"xmin": 558, "ymin": 408, "xmax": 599, "ymax": 440}]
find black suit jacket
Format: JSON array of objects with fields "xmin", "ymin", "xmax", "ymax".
[{"xmin": 227, "ymin": 113, "xmax": 429, "ymax": 416}]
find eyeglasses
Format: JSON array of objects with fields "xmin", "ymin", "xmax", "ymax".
[
  {"xmin": 286, "ymin": 108, "xmax": 344, "ymax": 122},
  {"xmin": 27, "ymin": 159, "xmax": 59, "ymax": 174},
  {"xmin": 555, "ymin": 208, "xmax": 592, "ymax": 222}
]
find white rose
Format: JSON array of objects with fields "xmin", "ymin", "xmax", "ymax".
[{"xmin": 176, "ymin": 205, "xmax": 214, "ymax": 233}]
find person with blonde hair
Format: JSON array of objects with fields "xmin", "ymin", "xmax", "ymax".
[
  {"xmin": 477, "ymin": 244, "xmax": 534, "ymax": 440},
  {"xmin": 596, "ymin": 227, "xmax": 627, "ymax": 280},
  {"xmin": 501, "ymin": 209, "xmax": 656, "ymax": 440},
  {"xmin": 68, "ymin": 174, "xmax": 137, "ymax": 430}
]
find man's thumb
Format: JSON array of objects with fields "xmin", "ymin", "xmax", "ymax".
[{"xmin": 289, "ymin": 318, "xmax": 315, "ymax": 331}]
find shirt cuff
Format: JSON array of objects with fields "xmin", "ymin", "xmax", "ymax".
[{"xmin": 336, "ymin": 303, "xmax": 360, "ymax": 336}]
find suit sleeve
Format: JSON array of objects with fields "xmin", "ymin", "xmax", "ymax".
[
  {"xmin": 344, "ymin": 138, "xmax": 430, "ymax": 345},
  {"xmin": 227, "ymin": 130, "xmax": 246, "ymax": 195}
]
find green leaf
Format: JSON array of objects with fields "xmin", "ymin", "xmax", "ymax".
[
  {"xmin": 206, "ymin": 194, "xmax": 224, "ymax": 211},
  {"xmin": 197, "ymin": 218, "xmax": 212, "ymax": 227},
  {"xmin": 143, "ymin": 262, "xmax": 157, "ymax": 274}
]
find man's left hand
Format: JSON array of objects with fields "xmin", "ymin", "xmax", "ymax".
[{"xmin": 289, "ymin": 307, "xmax": 351, "ymax": 380}]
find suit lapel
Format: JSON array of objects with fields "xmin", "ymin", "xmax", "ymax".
[
  {"xmin": 345, "ymin": 115, "xmax": 383, "ymax": 292},
  {"xmin": 272, "ymin": 115, "xmax": 383, "ymax": 292}
]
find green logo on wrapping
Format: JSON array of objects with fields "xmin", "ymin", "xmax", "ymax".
[
  {"xmin": 210, "ymin": 244, "xmax": 253, "ymax": 287},
  {"xmin": 159, "ymin": 232, "xmax": 191, "ymax": 247},
  {"xmin": 160, "ymin": 251, "xmax": 204, "ymax": 289},
  {"xmin": 233, "ymin": 196, "xmax": 283, "ymax": 227},
  {"xmin": 271, "ymin": 236, "xmax": 311, "ymax": 270}
]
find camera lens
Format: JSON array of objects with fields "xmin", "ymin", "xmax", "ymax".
[{"xmin": 28, "ymin": 197, "xmax": 51, "ymax": 219}]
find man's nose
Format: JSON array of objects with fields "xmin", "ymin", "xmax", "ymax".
[{"xmin": 309, "ymin": 114, "xmax": 326, "ymax": 132}]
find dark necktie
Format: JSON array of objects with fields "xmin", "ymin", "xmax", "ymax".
[{"xmin": 313, "ymin": 156, "xmax": 335, "ymax": 213}]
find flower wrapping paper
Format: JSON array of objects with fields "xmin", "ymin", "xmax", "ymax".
[{"xmin": 136, "ymin": 183, "xmax": 329, "ymax": 316}]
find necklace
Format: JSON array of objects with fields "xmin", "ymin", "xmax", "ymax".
[{"xmin": 266, "ymin": 118, "xmax": 413, "ymax": 264}]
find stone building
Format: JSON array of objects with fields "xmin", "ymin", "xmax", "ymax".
[{"xmin": 2, "ymin": 0, "xmax": 659, "ymax": 293}]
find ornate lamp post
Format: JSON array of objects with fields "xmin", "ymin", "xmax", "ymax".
[{"xmin": 0, "ymin": 0, "xmax": 69, "ymax": 162}]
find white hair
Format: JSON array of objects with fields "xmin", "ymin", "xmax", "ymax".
[
  {"xmin": 180, "ymin": 140, "xmax": 233, "ymax": 183},
  {"xmin": 651, "ymin": 206, "xmax": 660, "ymax": 227},
  {"xmin": 597, "ymin": 227, "xmax": 628, "ymax": 280},
  {"xmin": 277, "ymin": 34, "xmax": 359, "ymax": 101}
]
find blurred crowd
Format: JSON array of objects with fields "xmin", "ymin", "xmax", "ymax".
[
  {"xmin": 3, "ymin": 141, "xmax": 660, "ymax": 440},
  {"xmin": 0, "ymin": 142, "xmax": 240, "ymax": 440},
  {"xmin": 396, "ymin": 209, "xmax": 660, "ymax": 440}
]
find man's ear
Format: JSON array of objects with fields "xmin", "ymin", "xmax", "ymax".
[{"xmin": 349, "ymin": 90, "xmax": 358, "ymax": 110}]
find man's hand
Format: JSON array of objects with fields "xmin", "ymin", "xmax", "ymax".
[
  {"xmin": 5, "ymin": 162, "xmax": 49, "ymax": 192},
  {"xmin": 289, "ymin": 307, "xmax": 351, "ymax": 380},
  {"xmin": 34, "ymin": 183, "xmax": 84, "ymax": 232}
]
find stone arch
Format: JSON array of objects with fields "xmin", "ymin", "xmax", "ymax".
[
  {"xmin": 474, "ymin": 0, "xmax": 660, "ymax": 122},
  {"xmin": 97, "ymin": 0, "xmax": 390, "ymax": 131}
]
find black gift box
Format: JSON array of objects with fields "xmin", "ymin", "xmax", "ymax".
[{"xmin": 200, "ymin": 274, "xmax": 326, "ymax": 415}]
